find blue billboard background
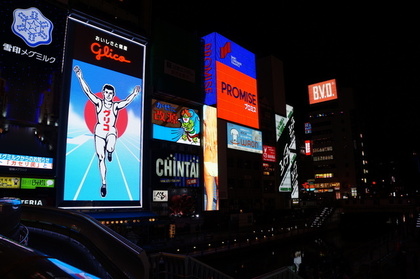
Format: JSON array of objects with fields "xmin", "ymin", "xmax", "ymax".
[{"xmin": 64, "ymin": 59, "xmax": 143, "ymax": 202}]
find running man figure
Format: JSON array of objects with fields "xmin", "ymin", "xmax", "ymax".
[{"xmin": 73, "ymin": 65, "xmax": 140, "ymax": 197}]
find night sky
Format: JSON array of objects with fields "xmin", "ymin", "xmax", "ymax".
[{"xmin": 155, "ymin": 1, "xmax": 420, "ymax": 163}]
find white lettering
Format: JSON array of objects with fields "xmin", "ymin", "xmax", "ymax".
[
  {"xmin": 155, "ymin": 155, "xmax": 199, "ymax": 178},
  {"xmin": 231, "ymin": 56, "xmax": 242, "ymax": 67},
  {"xmin": 21, "ymin": 199, "xmax": 43, "ymax": 206},
  {"xmin": 313, "ymin": 82, "xmax": 334, "ymax": 100}
]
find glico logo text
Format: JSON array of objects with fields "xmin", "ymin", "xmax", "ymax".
[{"xmin": 90, "ymin": 42, "xmax": 131, "ymax": 63}]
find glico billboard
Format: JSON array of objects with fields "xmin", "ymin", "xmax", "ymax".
[
  {"xmin": 203, "ymin": 32, "xmax": 259, "ymax": 129},
  {"xmin": 308, "ymin": 79, "xmax": 338, "ymax": 104},
  {"xmin": 59, "ymin": 17, "xmax": 146, "ymax": 209}
]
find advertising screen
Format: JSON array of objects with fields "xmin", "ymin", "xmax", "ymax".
[
  {"xmin": 227, "ymin": 122, "xmax": 262, "ymax": 154},
  {"xmin": 0, "ymin": 2, "xmax": 67, "ymax": 183},
  {"xmin": 305, "ymin": 140, "xmax": 312, "ymax": 155},
  {"xmin": 275, "ymin": 105, "xmax": 298, "ymax": 194},
  {"xmin": 203, "ymin": 105, "xmax": 218, "ymax": 211},
  {"xmin": 276, "ymin": 114, "xmax": 291, "ymax": 192},
  {"xmin": 308, "ymin": 79, "xmax": 338, "ymax": 104},
  {"xmin": 0, "ymin": 177, "xmax": 20, "ymax": 189},
  {"xmin": 152, "ymin": 151, "xmax": 200, "ymax": 188},
  {"xmin": 20, "ymin": 178, "xmax": 55, "ymax": 189},
  {"xmin": 60, "ymin": 17, "xmax": 145, "ymax": 208},
  {"xmin": 263, "ymin": 145, "xmax": 276, "ymax": 162},
  {"xmin": 203, "ymin": 32, "xmax": 259, "ymax": 129},
  {"xmin": 152, "ymin": 99, "xmax": 200, "ymax": 145}
]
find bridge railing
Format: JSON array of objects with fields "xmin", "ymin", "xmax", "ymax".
[{"xmin": 149, "ymin": 252, "xmax": 234, "ymax": 279}]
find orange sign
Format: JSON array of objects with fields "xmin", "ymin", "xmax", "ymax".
[
  {"xmin": 308, "ymin": 79, "xmax": 338, "ymax": 104},
  {"xmin": 216, "ymin": 61, "xmax": 259, "ymax": 128}
]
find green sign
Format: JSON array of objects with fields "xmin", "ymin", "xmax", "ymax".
[{"xmin": 21, "ymin": 178, "xmax": 54, "ymax": 189}]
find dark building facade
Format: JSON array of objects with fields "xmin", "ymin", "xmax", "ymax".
[{"xmin": 300, "ymin": 82, "xmax": 369, "ymax": 200}]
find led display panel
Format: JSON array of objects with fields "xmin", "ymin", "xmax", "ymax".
[
  {"xmin": 227, "ymin": 122, "xmax": 262, "ymax": 154},
  {"xmin": 308, "ymin": 79, "xmax": 338, "ymax": 104},
  {"xmin": 152, "ymin": 99, "xmax": 200, "ymax": 145},
  {"xmin": 275, "ymin": 105, "xmax": 298, "ymax": 194},
  {"xmin": 0, "ymin": 177, "xmax": 20, "ymax": 189},
  {"xmin": 0, "ymin": 1, "xmax": 67, "ymax": 185},
  {"xmin": 263, "ymin": 145, "xmax": 276, "ymax": 162},
  {"xmin": 276, "ymin": 113, "xmax": 291, "ymax": 192},
  {"xmin": 152, "ymin": 151, "xmax": 200, "ymax": 188},
  {"xmin": 60, "ymin": 17, "xmax": 145, "ymax": 208},
  {"xmin": 20, "ymin": 178, "xmax": 55, "ymax": 189},
  {"xmin": 203, "ymin": 32, "xmax": 259, "ymax": 129},
  {"xmin": 305, "ymin": 140, "xmax": 312, "ymax": 155},
  {"xmin": 203, "ymin": 105, "xmax": 218, "ymax": 211}
]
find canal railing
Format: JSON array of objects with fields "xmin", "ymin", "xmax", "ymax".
[
  {"xmin": 149, "ymin": 252, "xmax": 234, "ymax": 279},
  {"xmin": 149, "ymin": 252, "xmax": 303, "ymax": 279}
]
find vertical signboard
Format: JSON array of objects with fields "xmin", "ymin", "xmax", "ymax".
[
  {"xmin": 276, "ymin": 112, "xmax": 291, "ymax": 192},
  {"xmin": 151, "ymin": 99, "xmax": 200, "ymax": 145},
  {"xmin": 0, "ymin": 2, "xmax": 66, "ymax": 172},
  {"xmin": 275, "ymin": 105, "xmax": 298, "ymax": 196},
  {"xmin": 60, "ymin": 17, "xmax": 146, "ymax": 208},
  {"xmin": 203, "ymin": 105, "xmax": 219, "ymax": 211},
  {"xmin": 305, "ymin": 140, "xmax": 312, "ymax": 155},
  {"xmin": 203, "ymin": 32, "xmax": 259, "ymax": 129},
  {"xmin": 0, "ymin": 1, "xmax": 67, "ymax": 203}
]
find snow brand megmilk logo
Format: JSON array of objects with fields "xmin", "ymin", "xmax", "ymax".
[{"xmin": 11, "ymin": 7, "xmax": 53, "ymax": 47}]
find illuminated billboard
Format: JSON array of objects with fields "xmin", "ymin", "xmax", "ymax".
[
  {"xmin": 0, "ymin": 2, "xmax": 67, "ymax": 184},
  {"xmin": 151, "ymin": 150, "xmax": 200, "ymax": 217},
  {"xmin": 263, "ymin": 145, "xmax": 276, "ymax": 162},
  {"xmin": 152, "ymin": 99, "xmax": 200, "ymax": 145},
  {"xmin": 20, "ymin": 178, "xmax": 55, "ymax": 189},
  {"xmin": 152, "ymin": 151, "xmax": 200, "ymax": 188},
  {"xmin": 227, "ymin": 122, "xmax": 262, "ymax": 154},
  {"xmin": 308, "ymin": 79, "xmax": 338, "ymax": 104},
  {"xmin": 0, "ymin": 153, "xmax": 53, "ymax": 170},
  {"xmin": 203, "ymin": 32, "xmax": 259, "ymax": 129},
  {"xmin": 203, "ymin": 105, "xmax": 218, "ymax": 211},
  {"xmin": 305, "ymin": 140, "xmax": 312, "ymax": 155},
  {"xmin": 275, "ymin": 105, "xmax": 298, "ymax": 194},
  {"xmin": 60, "ymin": 17, "xmax": 145, "ymax": 208},
  {"xmin": 0, "ymin": 177, "xmax": 20, "ymax": 189}
]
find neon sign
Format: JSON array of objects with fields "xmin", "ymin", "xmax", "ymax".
[{"xmin": 90, "ymin": 42, "xmax": 131, "ymax": 63}]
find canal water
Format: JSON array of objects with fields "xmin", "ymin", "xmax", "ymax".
[{"xmin": 197, "ymin": 212, "xmax": 415, "ymax": 278}]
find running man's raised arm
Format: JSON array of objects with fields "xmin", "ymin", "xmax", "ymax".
[
  {"xmin": 116, "ymin": 85, "xmax": 141, "ymax": 109},
  {"xmin": 73, "ymin": 66, "xmax": 100, "ymax": 104}
]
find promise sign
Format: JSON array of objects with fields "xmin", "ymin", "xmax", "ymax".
[
  {"xmin": 202, "ymin": 32, "xmax": 259, "ymax": 129},
  {"xmin": 308, "ymin": 79, "xmax": 338, "ymax": 104}
]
